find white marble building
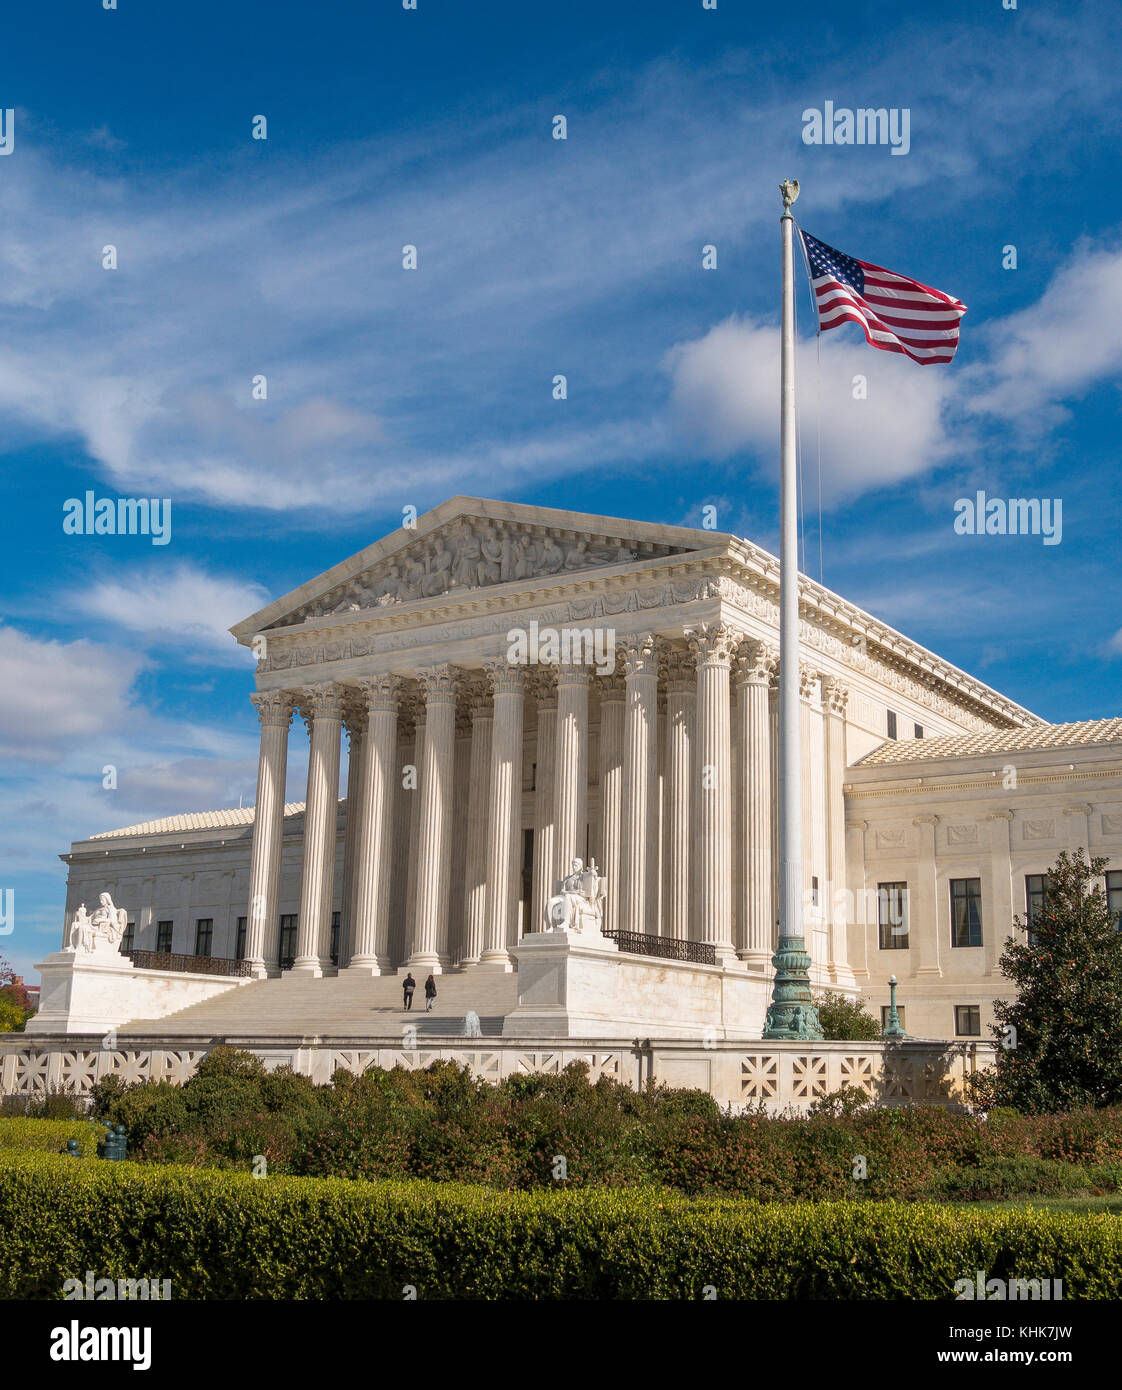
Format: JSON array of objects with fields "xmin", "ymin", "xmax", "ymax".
[{"xmin": 54, "ymin": 498, "xmax": 1122, "ymax": 1042}]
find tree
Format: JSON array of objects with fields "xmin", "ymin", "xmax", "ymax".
[
  {"xmin": 0, "ymin": 957, "xmax": 33, "ymax": 1033},
  {"xmin": 814, "ymin": 990, "xmax": 881, "ymax": 1041},
  {"xmin": 972, "ymin": 849, "xmax": 1122, "ymax": 1113}
]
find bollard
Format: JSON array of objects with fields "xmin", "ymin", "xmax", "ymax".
[
  {"xmin": 97, "ymin": 1124, "xmax": 127, "ymax": 1162},
  {"xmin": 65, "ymin": 1139, "xmax": 81, "ymax": 1158}
]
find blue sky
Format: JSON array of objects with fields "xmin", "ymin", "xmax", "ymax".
[{"xmin": 2, "ymin": 0, "xmax": 1121, "ymax": 978}]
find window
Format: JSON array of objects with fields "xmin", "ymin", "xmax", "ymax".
[
  {"xmin": 914, "ymin": 723, "xmax": 924, "ymax": 739},
  {"xmin": 194, "ymin": 919, "xmax": 213, "ymax": 957},
  {"xmin": 156, "ymin": 920, "xmax": 173, "ymax": 953},
  {"xmin": 887, "ymin": 710, "xmax": 898, "ymax": 740},
  {"xmin": 278, "ymin": 914, "xmax": 297, "ymax": 969},
  {"xmin": 811, "ymin": 875, "xmax": 820, "ymax": 907},
  {"xmin": 877, "ymin": 883, "xmax": 910, "ymax": 949},
  {"xmin": 330, "ymin": 911, "xmax": 340, "ymax": 968},
  {"xmin": 950, "ymin": 878, "xmax": 983, "ymax": 947},
  {"xmin": 1025, "ymin": 874, "xmax": 1048, "ymax": 944},
  {"xmin": 880, "ymin": 1005, "xmax": 906, "ymax": 1031},
  {"xmin": 121, "ymin": 922, "xmax": 134, "ymax": 954},
  {"xmin": 1107, "ymin": 871, "xmax": 1122, "ymax": 930},
  {"xmin": 955, "ymin": 1005, "xmax": 981, "ymax": 1037},
  {"xmin": 235, "ymin": 916, "xmax": 247, "ymax": 960}
]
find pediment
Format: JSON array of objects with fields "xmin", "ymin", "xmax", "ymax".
[{"xmin": 243, "ymin": 500, "xmax": 706, "ymax": 634}]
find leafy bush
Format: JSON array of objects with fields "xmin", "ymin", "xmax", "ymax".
[
  {"xmin": 815, "ymin": 991, "xmax": 882, "ymax": 1041},
  {"xmin": 3, "ymin": 1147, "xmax": 1121, "ymax": 1299},
  {"xmin": 0, "ymin": 1118, "xmax": 102, "ymax": 1156}
]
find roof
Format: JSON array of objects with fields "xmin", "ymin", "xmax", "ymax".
[
  {"xmin": 87, "ymin": 803, "xmax": 307, "ymax": 840},
  {"xmin": 856, "ymin": 718, "xmax": 1122, "ymax": 768}
]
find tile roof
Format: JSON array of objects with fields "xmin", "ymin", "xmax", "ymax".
[
  {"xmin": 88, "ymin": 803, "xmax": 307, "ymax": 840},
  {"xmin": 856, "ymin": 718, "xmax": 1122, "ymax": 768}
]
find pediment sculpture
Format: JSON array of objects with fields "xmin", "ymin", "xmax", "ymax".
[
  {"xmin": 545, "ymin": 857, "xmax": 606, "ymax": 935},
  {"xmin": 284, "ymin": 520, "xmax": 684, "ymax": 624},
  {"xmin": 67, "ymin": 892, "xmax": 127, "ymax": 955}
]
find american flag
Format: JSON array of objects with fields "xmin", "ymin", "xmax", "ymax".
[{"xmin": 799, "ymin": 230, "xmax": 967, "ymax": 365}]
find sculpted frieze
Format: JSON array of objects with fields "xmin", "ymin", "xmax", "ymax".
[{"xmin": 278, "ymin": 518, "xmax": 688, "ymax": 626}]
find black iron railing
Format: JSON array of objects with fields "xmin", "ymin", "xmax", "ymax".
[
  {"xmin": 603, "ymin": 931, "xmax": 716, "ymax": 965},
  {"xmin": 127, "ymin": 950, "xmax": 254, "ymax": 978}
]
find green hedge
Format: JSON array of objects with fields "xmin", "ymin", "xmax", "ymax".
[
  {"xmin": 2, "ymin": 1148, "xmax": 1121, "ymax": 1299},
  {"xmin": 0, "ymin": 1117, "xmax": 102, "ymax": 1157}
]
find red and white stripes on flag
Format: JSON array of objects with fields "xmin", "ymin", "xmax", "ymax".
[{"xmin": 799, "ymin": 230, "xmax": 967, "ymax": 365}]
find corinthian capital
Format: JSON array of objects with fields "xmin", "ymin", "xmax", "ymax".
[
  {"xmin": 620, "ymin": 631, "xmax": 658, "ymax": 678},
  {"xmin": 357, "ymin": 673, "xmax": 403, "ymax": 714},
  {"xmin": 298, "ymin": 682, "xmax": 346, "ymax": 728},
  {"xmin": 250, "ymin": 690, "xmax": 295, "ymax": 728},
  {"xmin": 687, "ymin": 623, "xmax": 737, "ymax": 668},
  {"xmin": 484, "ymin": 659, "xmax": 525, "ymax": 698},
  {"xmin": 734, "ymin": 638, "xmax": 777, "ymax": 688},
  {"xmin": 417, "ymin": 664, "xmax": 458, "ymax": 705},
  {"xmin": 820, "ymin": 673, "xmax": 850, "ymax": 716}
]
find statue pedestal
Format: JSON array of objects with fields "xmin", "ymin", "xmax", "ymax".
[
  {"xmin": 502, "ymin": 928, "xmax": 619, "ymax": 1038},
  {"xmin": 26, "ymin": 947, "xmax": 137, "ymax": 1036}
]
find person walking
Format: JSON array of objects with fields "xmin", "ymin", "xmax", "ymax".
[
  {"xmin": 402, "ymin": 972, "xmax": 416, "ymax": 1011},
  {"xmin": 424, "ymin": 973, "xmax": 437, "ymax": 1013}
]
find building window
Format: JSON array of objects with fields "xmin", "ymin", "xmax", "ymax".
[
  {"xmin": 156, "ymin": 920, "xmax": 173, "ymax": 953},
  {"xmin": 1107, "ymin": 871, "xmax": 1122, "ymax": 930},
  {"xmin": 914, "ymin": 723, "xmax": 923, "ymax": 739},
  {"xmin": 235, "ymin": 916, "xmax": 247, "ymax": 960},
  {"xmin": 880, "ymin": 1005, "xmax": 906, "ymax": 1031},
  {"xmin": 811, "ymin": 876, "xmax": 819, "ymax": 907},
  {"xmin": 330, "ymin": 911, "xmax": 340, "ymax": 968},
  {"xmin": 1025, "ymin": 873, "xmax": 1048, "ymax": 945},
  {"xmin": 877, "ymin": 882, "xmax": 909, "ymax": 949},
  {"xmin": 278, "ymin": 914, "xmax": 297, "ymax": 969},
  {"xmin": 950, "ymin": 878, "xmax": 984, "ymax": 947},
  {"xmin": 121, "ymin": 921, "xmax": 135, "ymax": 954},
  {"xmin": 194, "ymin": 919, "xmax": 213, "ymax": 957},
  {"xmin": 887, "ymin": 710, "xmax": 898, "ymax": 740},
  {"xmin": 955, "ymin": 1005, "xmax": 981, "ymax": 1037}
]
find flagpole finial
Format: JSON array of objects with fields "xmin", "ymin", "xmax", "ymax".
[{"xmin": 779, "ymin": 178, "xmax": 800, "ymax": 216}]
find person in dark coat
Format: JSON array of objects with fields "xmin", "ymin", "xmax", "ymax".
[
  {"xmin": 424, "ymin": 973, "xmax": 437, "ymax": 1012},
  {"xmin": 402, "ymin": 972, "xmax": 416, "ymax": 1010}
]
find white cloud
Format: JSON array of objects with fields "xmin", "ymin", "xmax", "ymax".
[
  {"xmin": 68, "ymin": 564, "xmax": 268, "ymax": 658},
  {"xmin": 964, "ymin": 241, "xmax": 1122, "ymax": 427},
  {"xmin": 665, "ymin": 316, "xmax": 957, "ymax": 502},
  {"xmin": 0, "ymin": 625, "xmax": 145, "ymax": 764}
]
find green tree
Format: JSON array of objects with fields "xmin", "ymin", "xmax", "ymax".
[
  {"xmin": 0, "ymin": 958, "xmax": 33, "ymax": 1033},
  {"xmin": 814, "ymin": 990, "xmax": 881, "ymax": 1041},
  {"xmin": 973, "ymin": 849, "xmax": 1122, "ymax": 1113}
]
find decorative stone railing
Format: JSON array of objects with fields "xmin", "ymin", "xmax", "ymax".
[
  {"xmin": 0, "ymin": 1036, "xmax": 996, "ymax": 1112},
  {"xmin": 127, "ymin": 951, "xmax": 254, "ymax": 978},
  {"xmin": 603, "ymin": 931, "xmax": 717, "ymax": 965}
]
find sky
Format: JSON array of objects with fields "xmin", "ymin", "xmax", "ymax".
[{"xmin": 2, "ymin": 0, "xmax": 1121, "ymax": 979}]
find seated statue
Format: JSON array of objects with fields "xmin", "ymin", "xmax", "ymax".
[
  {"xmin": 88, "ymin": 892, "xmax": 127, "ymax": 950},
  {"xmin": 68, "ymin": 902, "xmax": 95, "ymax": 953},
  {"xmin": 544, "ymin": 857, "xmax": 605, "ymax": 934}
]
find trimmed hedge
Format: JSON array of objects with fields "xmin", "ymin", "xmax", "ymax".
[
  {"xmin": 0, "ymin": 1117, "xmax": 102, "ymax": 1157},
  {"xmin": 2, "ymin": 1148, "xmax": 1121, "ymax": 1299}
]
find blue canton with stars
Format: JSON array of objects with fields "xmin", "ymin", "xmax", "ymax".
[{"xmin": 801, "ymin": 231, "xmax": 865, "ymax": 295}]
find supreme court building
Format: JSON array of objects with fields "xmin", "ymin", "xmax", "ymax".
[{"xmin": 49, "ymin": 497, "xmax": 1122, "ymax": 1044}]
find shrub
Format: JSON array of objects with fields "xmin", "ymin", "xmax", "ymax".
[
  {"xmin": 0, "ymin": 1118, "xmax": 102, "ymax": 1156},
  {"xmin": 815, "ymin": 991, "xmax": 882, "ymax": 1041},
  {"xmin": 2, "ymin": 1148, "xmax": 1121, "ymax": 1299}
]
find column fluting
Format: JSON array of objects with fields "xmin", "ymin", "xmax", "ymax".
[{"xmin": 245, "ymin": 690, "xmax": 294, "ymax": 977}]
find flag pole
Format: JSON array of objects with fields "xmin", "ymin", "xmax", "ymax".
[{"xmin": 764, "ymin": 179, "xmax": 823, "ymax": 1041}]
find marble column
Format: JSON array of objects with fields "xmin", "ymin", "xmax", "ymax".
[
  {"xmin": 461, "ymin": 693, "xmax": 493, "ymax": 966},
  {"xmin": 553, "ymin": 667, "xmax": 590, "ymax": 881},
  {"xmin": 531, "ymin": 675, "xmax": 558, "ymax": 933},
  {"xmin": 407, "ymin": 665, "xmax": 458, "ymax": 972},
  {"xmin": 913, "ymin": 813, "xmax": 942, "ymax": 977},
  {"xmin": 820, "ymin": 674, "xmax": 854, "ymax": 987},
  {"xmin": 597, "ymin": 674, "xmax": 625, "ymax": 933},
  {"xmin": 348, "ymin": 675, "xmax": 400, "ymax": 975},
  {"xmin": 689, "ymin": 624, "xmax": 737, "ymax": 961},
  {"xmin": 734, "ymin": 639, "xmax": 775, "ymax": 969},
  {"xmin": 338, "ymin": 701, "xmax": 367, "ymax": 971},
  {"xmin": 245, "ymin": 690, "xmax": 294, "ymax": 977},
  {"xmin": 481, "ymin": 662, "xmax": 524, "ymax": 969},
  {"xmin": 293, "ymin": 684, "xmax": 344, "ymax": 975},
  {"xmin": 403, "ymin": 709, "xmax": 425, "ymax": 961},
  {"xmin": 986, "ymin": 809, "xmax": 1015, "ymax": 980},
  {"xmin": 663, "ymin": 653, "xmax": 694, "ymax": 941},
  {"xmin": 620, "ymin": 633, "xmax": 658, "ymax": 936}
]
